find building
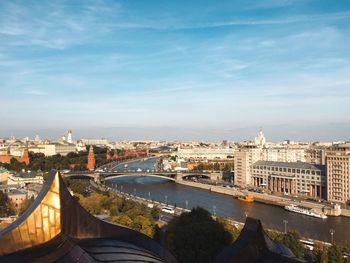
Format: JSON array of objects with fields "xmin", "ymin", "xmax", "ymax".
[
  {"xmin": 254, "ymin": 129, "xmax": 266, "ymax": 147},
  {"xmin": 234, "ymin": 146, "xmax": 262, "ymax": 186},
  {"xmin": 0, "ymin": 147, "xmax": 29, "ymax": 165},
  {"xmin": 8, "ymin": 189, "xmax": 27, "ymax": 209},
  {"xmin": 67, "ymin": 130, "xmax": 73, "ymax": 144},
  {"xmin": 251, "ymin": 161, "xmax": 326, "ymax": 198},
  {"xmin": 87, "ymin": 146, "xmax": 95, "ymax": 171},
  {"xmin": 306, "ymin": 148, "xmax": 326, "ymax": 165},
  {"xmin": 29, "ymin": 143, "xmax": 77, "ymax": 157},
  {"xmin": 7, "ymin": 171, "xmax": 44, "ymax": 187},
  {"xmin": 264, "ymin": 147, "xmax": 306, "ymax": 163},
  {"xmin": 176, "ymin": 147, "xmax": 235, "ymax": 160},
  {"xmin": 326, "ymin": 144, "xmax": 350, "ymax": 204},
  {"xmin": 0, "ymin": 167, "xmax": 12, "ymax": 184},
  {"xmin": 81, "ymin": 138, "xmax": 108, "ymax": 146}
]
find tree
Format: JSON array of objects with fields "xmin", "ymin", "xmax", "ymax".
[
  {"xmin": 18, "ymin": 196, "xmax": 34, "ymax": 216},
  {"xmin": 165, "ymin": 207, "xmax": 233, "ymax": 263},
  {"xmin": 0, "ymin": 191, "xmax": 15, "ymax": 217},
  {"xmin": 216, "ymin": 216, "xmax": 240, "ymax": 241},
  {"xmin": 327, "ymin": 244, "xmax": 344, "ymax": 263},
  {"xmin": 279, "ymin": 231, "xmax": 305, "ymax": 259},
  {"xmin": 311, "ymin": 242, "xmax": 328, "ymax": 263},
  {"xmin": 132, "ymin": 215, "xmax": 154, "ymax": 237},
  {"xmin": 111, "ymin": 214, "xmax": 133, "ymax": 227},
  {"xmin": 67, "ymin": 181, "xmax": 86, "ymax": 196}
]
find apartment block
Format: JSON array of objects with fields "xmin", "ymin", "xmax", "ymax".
[{"xmin": 326, "ymin": 144, "xmax": 350, "ymax": 203}]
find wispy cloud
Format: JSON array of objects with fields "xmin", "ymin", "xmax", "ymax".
[{"xmin": 24, "ymin": 89, "xmax": 48, "ymax": 96}]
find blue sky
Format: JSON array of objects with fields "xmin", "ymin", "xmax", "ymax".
[{"xmin": 1, "ymin": 0, "xmax": 350, "ymax": 141}]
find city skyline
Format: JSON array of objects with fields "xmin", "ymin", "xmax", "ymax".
[{"xmin": 1, "ymin": 0, "xmax": 350, "ymax": 140}]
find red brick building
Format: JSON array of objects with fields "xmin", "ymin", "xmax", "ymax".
[{"xmin": 0, "ymin": 147, "xmax": 30, "ymax": 165}]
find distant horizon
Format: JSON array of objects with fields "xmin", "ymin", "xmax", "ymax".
[{"xmin": 1, "ymin": 123, "xmax": 349, "ymax": 143}]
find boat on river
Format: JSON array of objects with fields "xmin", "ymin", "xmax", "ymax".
[
  {"xmin": 285, "ymin": 205, "xmax": 327, "ymax": 219},
  {"xmin": 238, "ymin": 194, "xmax": 254, "ymax": 203}
]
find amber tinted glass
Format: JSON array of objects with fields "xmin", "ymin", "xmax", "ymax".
[{"xmin": 0, "ymin": 173, "xmax": 61, "ymax": 255}]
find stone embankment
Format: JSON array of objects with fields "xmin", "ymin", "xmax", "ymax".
[{"xmin": 177, "ymin": 180, "xmax": 347, "ymax": 217}]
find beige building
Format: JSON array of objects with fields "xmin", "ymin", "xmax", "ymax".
[
  {"xmin": 251, "ymin": 161, "xmax": 326, "ymax": 199},
  {"xmin": 263, "ymin": 147, "xmax": 306, "ymax": 163},
  {"xmin": 0, "ymin": 167, "xmax": 12, "ymax": 184},
  {"xmin": 29, "ymin": 143, "xmax": 76, "ymax": 156},
  {"xmin": 176, "ymin": 147, "xmax": 235, "ymax": 160},
  {"xmin": 326, "ymin": 144, "xmax": 350, "ymax": 204},
  {"xmin": 7, "ymin": 171, "xmax": 44, "ymax": 187},
  {"xmin": 306, "ymin": 148, "xmax": 326, "ymax": 165},
  {"xmin": 8, "ymin": 189, "xmax": 27, "ymax": 209},
  {"xmin": 234, "ymin": 146, "xmax": 262, "ymax": 186}
]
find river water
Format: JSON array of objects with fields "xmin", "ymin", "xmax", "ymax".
[{"xmin": 105, "ymin": 158, "xmax": 350, "ymax": 243}]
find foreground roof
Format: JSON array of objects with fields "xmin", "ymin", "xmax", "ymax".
[
  {"xmin": 213, "ymin": 217, "xmax": 304, "ymax": 263},
  {"xmin": 0, "ymin": 170, "xmax": 176, "ymax": 262}
]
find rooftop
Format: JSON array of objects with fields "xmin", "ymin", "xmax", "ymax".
[
  {"xmin": 253, "ymin": 161, "xmax": 326, "ymax": 171},
  {"xmin": 0, "ymin": 171, "xmax": 176, "ymax": 262}
]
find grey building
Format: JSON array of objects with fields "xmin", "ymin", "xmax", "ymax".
[{"xmin": 252, "ymin": 161, "xmax": 326, "ymax": 199}]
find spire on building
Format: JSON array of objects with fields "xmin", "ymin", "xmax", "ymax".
[
  {"xmin": 87, "ymin": 145, "xmax": 95, "ymax": 171},
  {"xmin": 254, "ymin": 128, "xmax": 266, "ymax": 147},
  {"xmin": 67, "ymin": 130, "xmax": 73, "ymax": 144},
  {"xmin": 22, "ymin": 143, "xmax": 30, "ymax": 165}
]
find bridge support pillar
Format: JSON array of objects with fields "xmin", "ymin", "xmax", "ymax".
[
  {"xmin": 93, "ymin": 172, "xmax": 101, "ymax": 183},
  {"xmin": 175, "ymin": 172, "xmax": 182, "ymax": 181}
]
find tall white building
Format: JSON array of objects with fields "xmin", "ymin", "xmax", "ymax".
[
  {"xmin": 67, "ymin": 130, "xmax": 73, "ymax": 144},
  {"xmin": 254, "ymin": 129, "xmax": 266, "ymax": 147}
]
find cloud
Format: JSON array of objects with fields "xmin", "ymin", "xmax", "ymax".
[{"xmin": 24, "ymin": 89, "xmax": 48, "ymax": 96}]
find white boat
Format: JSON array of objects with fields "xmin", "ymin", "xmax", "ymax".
[{"xmin": 285, "ymin": 205, "xmax": 327, "ymax": 219}]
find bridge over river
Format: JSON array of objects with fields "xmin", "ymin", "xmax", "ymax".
[{"xmin": 64, "ymin": 170, "xmax": 220, "ymax": 182}]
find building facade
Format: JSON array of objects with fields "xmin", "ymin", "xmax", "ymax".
[
  {"xmin": 263, "ymin": 147, "xmax": 306, "ymax": 163},
  {"xmin": 176, "ymin": 147, "xmax": 235, "ymax": 160},
  {"xmin": 87, "ymin": 146, "xmax": 96, "ymax": 171},
  {"xmin": 7, "ymin": 171, "xmax": 44, "ymax": 187},
  {"xmin": 251, "ymin": 161, "xmax": 326, "ymax": 199},
  {"xmin": 326, "ymin": 145, "xmax": 350, "ymax": 204},
  {"xmin": 234, "ymin": 147, "xmax": 262, "ymax": 186},
  {"xmin": 0, "ymin": 147, "xmax": 30, "ymax": 165}
]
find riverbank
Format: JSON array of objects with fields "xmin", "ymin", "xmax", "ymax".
[
  {"xmin": 92, "ymin": 180, "xmax": 336, "ymax": 250},
  {"xmin": 177, "ymin": 180, "xmax": 349, "ymax": 218}
]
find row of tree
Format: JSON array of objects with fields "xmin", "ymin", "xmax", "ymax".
[
  {"xmin": 75, "ymin": 188, "xmax": 159, "ymax": 237},
  {"xmin": 192, "ymin": 162, "xmax": 234, "ymax": 172}
]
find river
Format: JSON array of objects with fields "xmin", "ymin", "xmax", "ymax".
[{"xmin": 105, "ymin": 158, "xmax": 350, "ymax": 243}]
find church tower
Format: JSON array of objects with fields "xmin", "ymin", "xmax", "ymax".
[
  {"xmin": 106, "ymin": 147, "xmax": 112, "ymax": 160},
  {"xmin": 87, "ymin": 146, "xmax": 95, "ymax": 171},
  {"xmin": 67, "ymin": 130, "xmax": 73, "ymax": 144},
  {"xmin": 21, "ymin": 146, "xmax": 30, "ymax": 165}
]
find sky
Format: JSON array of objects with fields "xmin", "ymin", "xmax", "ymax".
[{"xmin": 1, "ymin": 0, "xmax": 350, "ymax": 141}]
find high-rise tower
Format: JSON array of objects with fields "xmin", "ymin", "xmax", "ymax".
[
  {"xmin": 87, "ymin": 146, "xmax": 95, "ymax": 171},
  {"xmin": 67, "ymin": 130, "xmax": 73, "ymax": 144}
]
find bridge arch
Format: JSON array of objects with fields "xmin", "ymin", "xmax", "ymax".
[
  {"xmin": 63, "ymin": 174, "xmax": 95, "ymax": 180},
  {"xmin": 102, "ymin": 174, "xmax": 176, "ymax": 182}
]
